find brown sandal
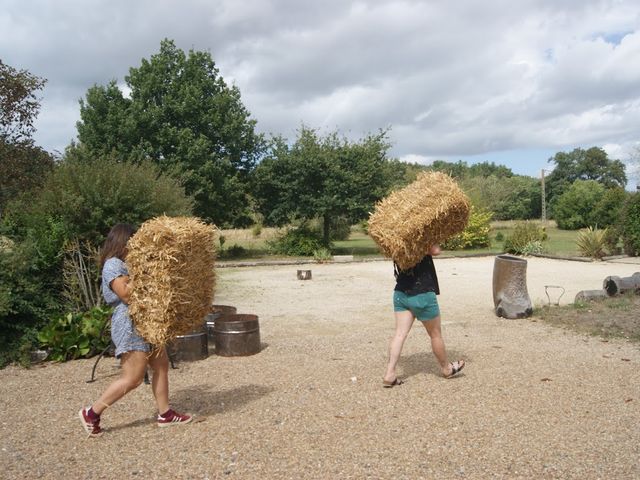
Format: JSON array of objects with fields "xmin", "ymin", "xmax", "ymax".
[{"xmin": 382, "ymin": 378, "xmax": 404, "ymax": 388}]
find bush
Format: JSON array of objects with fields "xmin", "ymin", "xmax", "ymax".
[
  {"xmin": 37, "ymin": 305, "xmax": 112, "ymax": 362},
  {"xmin": 591, "ymin": 187, "xmax": 628, "ymax": 228},
  {"xmin": 223, "ymin": 244, "xmax": 247, "ymax": 259},
  {"xmin": 575, "ymin": 227, "xmax": 608, "ymax": 259},
  {"xmin": 22, "ymin": 154, "xmax": 194, "ymax": 245},
  {"xmin": 621, "ymin": 193, "xmax": 640, "ymax": 256},
  {"xmin": 313, "ymin": 247, "xmax": 332, "ymax": 263},
  {"xmin": 519, "ymin": 240, "xmax": 545, "ymax": 256},
  {"xmin": 504, "ymin": 221, "xmax": 547, "ymax": 255},
  {"xmin": 495, "ymin": 231, "xmax": 505, "ymax": 242},
  {"xmin": 0, "ymin": 153, "xmax": 193, "ymax": 366},
  {"xmin": 0, "ymin": 216, "xmax": 68, "ymax": 365},
  {"xmin": 553, "ymin": 180, "xmax": 604, "ymax": 230},
  {"xmin": 267, "ymin": 225, "xmax": 324, "ymax": 256},
  {"xmin": 603, "ymin": 227, "xmax": 622, "ymax": 255},
  {"xmin": 442, "ymin": 207, "xmax": 492, "ymax": 250}
]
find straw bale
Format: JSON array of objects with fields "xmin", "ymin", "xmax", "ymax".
[
  {"xmin": 126, "ymin": 216, "xmax": 218, "ymax": 347},
  {"xmin": 368, "ymin": 171, "xmax": 470, "ymax": 270}
]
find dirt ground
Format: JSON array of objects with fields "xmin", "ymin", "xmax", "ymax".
[{"xmin": 1, "ymin": 256, "xmax": 639, "ymax": 479}]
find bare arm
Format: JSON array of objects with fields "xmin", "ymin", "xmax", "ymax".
[{"xmin": 110, "ymin": 275, "xmax": 131, "ymax": 304}]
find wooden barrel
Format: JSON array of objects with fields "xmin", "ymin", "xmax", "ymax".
[
  {"xmin": 206, "ymin": 305, "xmax": 237, "ymax": 344},
  {"xmin": 168, "ymin": 324, "xmax": 208, "ymax": 362},
  {"xmin": 213, "ymin": 314, "xmax": 261, "ymax": 356}
]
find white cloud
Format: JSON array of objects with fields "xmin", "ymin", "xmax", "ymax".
[{"xmin": 2, "ymin": 0, "xmax": 640, "ymax": 180}]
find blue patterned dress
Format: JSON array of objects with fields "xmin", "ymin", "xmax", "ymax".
[{"xmin": 101, "ymin": 257, "xmax": 151, "ymax": 358}]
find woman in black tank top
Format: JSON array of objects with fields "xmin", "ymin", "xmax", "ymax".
[{"xmin": 382, "ymin": 244, "xmax": 465, "ymax": 387}]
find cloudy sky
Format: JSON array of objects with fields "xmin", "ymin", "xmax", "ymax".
[{"xmin": 2, "ymin": 0, "xmax": 640, "ymax": 185}]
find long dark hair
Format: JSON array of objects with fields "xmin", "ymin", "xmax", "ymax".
[{"xmin": 100, "ymin": 223, "xmax": 137, "ymax": 268}]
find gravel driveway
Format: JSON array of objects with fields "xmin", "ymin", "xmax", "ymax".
[{"xmin": 1, "ymin": 256, "xmax": 639, "ymax": 479}]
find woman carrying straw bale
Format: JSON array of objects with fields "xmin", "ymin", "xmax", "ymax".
[
  {"xmin": 78, "ymin": 224, "xmax": 191, "ymax": 437},
  {"xmin": 382, "ymin": 243, "xmax": 465, "ymax": 387}
]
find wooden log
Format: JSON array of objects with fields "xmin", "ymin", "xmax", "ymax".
[
  {"xmin": 602, "ymin": 272, "xmax": 640, "ymax": 296},
  {"xmin": 574, "ymin": 289, "xmax": 608, "ymax": 303},
  {"xmin": 297, "ymin": 269, "xmax": 312, "ymax": 280}
]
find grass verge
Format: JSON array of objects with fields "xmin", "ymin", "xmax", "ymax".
[{"xmin": 534, "ymin": 293, "xmax": 640, "ymax": 342}]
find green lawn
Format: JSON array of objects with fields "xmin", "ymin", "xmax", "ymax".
[
  {"xmin": 489, "ymin": 220, "xmax": 581, "ymax": 257},
  {"xmin": 219, "ymin": 221, "xmax": 582, "ymax": 260}
]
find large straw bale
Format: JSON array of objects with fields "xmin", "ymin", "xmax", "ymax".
[
  {"xmin": 127, "ymin": 216, "xmax": 217, "ymax": 347},
  {"xmin": 368, "ymin": 171, "xmax": 470, "ymax": 270}
]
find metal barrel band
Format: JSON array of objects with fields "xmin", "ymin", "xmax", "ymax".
[
  {"xmin": 176, "ymin": 332, "xmax": 207, "ymax": 339},
  {"xmin": 215, "ymin": 328, "xmax": 259, "ymax": 335}
]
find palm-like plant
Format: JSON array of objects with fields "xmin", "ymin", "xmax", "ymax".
[{"xmin": 576, "ymin": 227, "xmax": 608, "ymax": 260}]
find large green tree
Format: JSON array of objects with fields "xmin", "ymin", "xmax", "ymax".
[
  {"xmin": 0, "ymin": 59, "xmax": 46, "ymax": 144},
  {"xmin": 460, "ymin": 175, "xmax": 540, "ymax": 220},
  {"xmin": 76, "ymin": 39, "xmax": 265, "ymax": 226},
  {"xmin": 253, "ymin": 127, "xmax": 393, "ymax": 245},
  {"xmin": 0, "ymin": 60, "xmax": 55, "ymax": 214},
  {"xmin": 546, "ymin": 147, "xmax": 627, "ymax": 206}
]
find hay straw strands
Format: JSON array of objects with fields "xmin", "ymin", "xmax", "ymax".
[
  {"xmin": 127, "ymin": 216, "xmax": 218, "ymax": 347},
  {"xmin": 368, "ymin": 172, "xmax": 470, "ymax": 270}
]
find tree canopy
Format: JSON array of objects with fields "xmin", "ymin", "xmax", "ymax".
[
  {"xmin": 76, "ymin": 39, "xmax": 265, "ymax": 226},
  {"xmin": 0, "ymin": 59, "xmax": 54, "ymax": 215},
  {"xmin": 253, "ymin": 127, "xmax": 394, "ymax": 245},
  {"xmin": 546, "ymin": 147, "xmax": 627, "ymax": 204},
  {"xmin": 460, "ymin": 174, "xmax": 540, "ymax": 220},
  {"xmin": 553, "ymin": 179, "xmax": 605, "ymax": 230},
  {"xmin": 0, "ymin": 59, "xmax": 46, "ymax": 145},
  {"xmin": 430, "ymin": 160, "xmax": 513, "ymax": 179}
]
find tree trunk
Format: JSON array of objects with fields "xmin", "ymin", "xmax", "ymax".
[
  {"xmin": 323, "ymin": 214, "xmax": 331, "ymax": 247},
  {"xmin": 492, "ymin": 255, "xmax": 533, "ymax": 319},
  {"xmin": 602, "ymin": 272, "xmax": 640, "ymax": 296},
  {"xmin": 574, "ymin": 289, "xmax": 608, "ymax": 302}
]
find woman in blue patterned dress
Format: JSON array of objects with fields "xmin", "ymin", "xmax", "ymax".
[{"xmin": 79, "ymin": 224, "xmax": 191, "ymax": 436}]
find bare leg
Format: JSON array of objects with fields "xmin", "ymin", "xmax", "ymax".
[
  {"xmin": 148, "ymin": 347, "xmax": 170, "ymax": 414},
  {"xmin": 422, "ymin": 315, "xmax": 463, "ymax": 377},
  {"xmin": 91, "ymin": 351, "xmax": 148, "ymax": 415},
  {"xmin": 383, "ymin": 310, "xmax": 414, "ymax": 383}
]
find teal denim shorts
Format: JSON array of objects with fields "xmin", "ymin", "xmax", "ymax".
[{"xmin": 393, "ymin": 291, "xmax": 440, "ymax": 321}]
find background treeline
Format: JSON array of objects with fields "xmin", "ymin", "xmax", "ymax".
[{"xmin": 2, "ymin": 40, "xmax": 639, "ymax": 366}]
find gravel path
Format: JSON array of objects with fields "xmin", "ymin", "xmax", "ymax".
[{"xmin": 1, "ymin": 256, "xmax": 639, "ymax": 479}]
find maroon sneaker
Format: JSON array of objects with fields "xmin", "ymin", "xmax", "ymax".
[
  {"xmin": 78, "ymin": 408, "xmax": 103, "ymax": 437},
  {"xmin": 157, "ymin": 409, "xmax": 192, "ymax": 427}
]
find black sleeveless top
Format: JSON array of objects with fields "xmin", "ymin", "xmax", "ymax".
[{"xmin": 394, "ymin": 255, "xmax": 440, "ymax": 295}]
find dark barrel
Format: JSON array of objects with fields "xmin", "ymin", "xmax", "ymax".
[
  {"xmin": 206, "ymin": 305, "xmax": 237, "ymax": 344},
  {"xmin": 213, "ymin": 314, "xmax": 261, "ymax": 356},
  {"xmin": 167, "ymin": 324, "xmax": 208, "ymax": 362}
]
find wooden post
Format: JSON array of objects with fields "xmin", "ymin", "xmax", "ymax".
[{"xmin": 541, "ymin": 169, "xmax": 546, "ymax": 224}]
